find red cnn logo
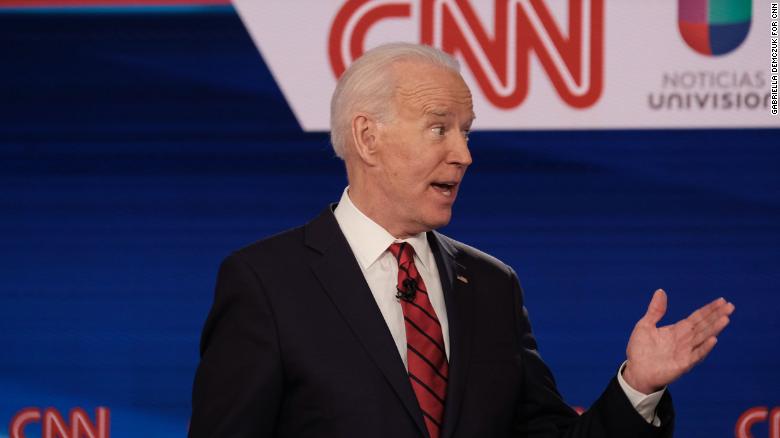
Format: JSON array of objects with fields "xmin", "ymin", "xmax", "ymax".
[
  {"xmin": 735, "ymin": 407, "xmax": 780, "ymax": 438},
  {"xmin": 329, "ymin": 0, "xmax": 604, "ymax": 109},
  {"xmin": 9, "ymin": 407, "xmax": 110, "ymax": 438}
]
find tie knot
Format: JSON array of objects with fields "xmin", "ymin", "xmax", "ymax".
[{"xmin": 388, "ymin": 242, "xmax": 415, "ymax": 266}]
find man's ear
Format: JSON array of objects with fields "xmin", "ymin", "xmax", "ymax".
[{"xmin": 350, "ymin": 113, "xmax": 380, "ymax": 166}]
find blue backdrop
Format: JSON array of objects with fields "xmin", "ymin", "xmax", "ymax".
[{"xmin": 1, "ymin": 5, "xmax": 778, "ymax": 438}]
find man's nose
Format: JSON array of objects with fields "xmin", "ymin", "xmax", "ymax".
[{"xmin": 448, "ymin": 133, "xmax": 473, "ymax": 167}]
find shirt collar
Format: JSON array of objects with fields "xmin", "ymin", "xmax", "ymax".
[{"xmin": 333, "ymin": 187, "xmax": 433, "ymax": 271}]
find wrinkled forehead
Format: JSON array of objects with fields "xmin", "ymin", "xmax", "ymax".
[{"xmin": 390, "ymin": 61, "xmax": 474, "ymax": 118}]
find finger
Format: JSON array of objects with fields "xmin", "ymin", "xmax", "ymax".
[
  {"xmin": 642, "ymin": 289, "xmax": 667, "ymax": 325},
  {"xmin": 693, "ymin": 300, "xmax": 734, "ymax": 334},
  {"xmin": 691, "ymin": 336, "xmax": 718, "ymax": 366},
  {"xmin": 688, "ymin": 300, "xmax": 735, "ymax": 344},
  {"xmin": 687, "ymin": 297, "xmax": 730, "ymax": 327},
  {"xmin": 692, "ymin": 315, "xmax": 731, "ymax": 348}
]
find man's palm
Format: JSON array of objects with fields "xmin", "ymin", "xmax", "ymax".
[{"xmin": 623, "ymin": 290, "xmax": 734, "ymax": 394}]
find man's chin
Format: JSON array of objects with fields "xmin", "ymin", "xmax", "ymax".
[{"xmin": 422, "ymin": 210, "xmax": 453, "ymax": 232}]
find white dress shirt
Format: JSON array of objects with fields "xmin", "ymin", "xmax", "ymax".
[
  {"xmin": 332, "ymin": 187, "xmax": 663, "ymax": 425},
  {"xmin": 334, "ymin": 187, "xmax": 450, "ymax": 369}
]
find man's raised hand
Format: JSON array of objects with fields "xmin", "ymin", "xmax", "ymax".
[{"xmin": 622, "ymin": 289, "xmax": 735, "ymax": 394}]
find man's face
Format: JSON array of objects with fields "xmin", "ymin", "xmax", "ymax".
[{"xmin": 372, "ymin": 61, "xmax": 474, "ymax": 237}]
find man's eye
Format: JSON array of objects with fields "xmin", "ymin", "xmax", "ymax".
[
  {"xmin": 432, "ymin": 126, "xmax": 446, "ymax": 136},
  {"xmin": 463, "ymin": 130, "xmax": 470, "ymax": 142}
]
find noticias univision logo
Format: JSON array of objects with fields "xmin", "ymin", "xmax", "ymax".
[{"xmin": 678, "ymin": 0, "xmax": 752, "ymax": 56}]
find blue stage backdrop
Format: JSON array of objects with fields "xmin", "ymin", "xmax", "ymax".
[{"xmin": 1, "ymin": 4, "xmax": 778, "ymax": 438}]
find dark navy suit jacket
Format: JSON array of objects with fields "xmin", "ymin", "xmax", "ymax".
[{"xmin": 189, "ymin": 206, "xmax": 674, "ymax": 437}]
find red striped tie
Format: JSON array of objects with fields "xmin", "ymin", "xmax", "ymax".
[{"xmin": 389, "ymin": 242, "xmax": 448, "ymax": 438}]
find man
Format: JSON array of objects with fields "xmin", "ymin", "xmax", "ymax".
[{"xmin": 189, "ymin": 43, "xmax": 734, "ymax": 437}]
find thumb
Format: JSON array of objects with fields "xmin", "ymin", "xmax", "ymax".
[{"xmin": 642, "ymin": 289, "xmax": 667, "ymax": 325}]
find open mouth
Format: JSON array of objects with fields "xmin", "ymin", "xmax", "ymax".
[{"xmin": 431, "ymin": 182, "xmax": 457, "ymax": 197}]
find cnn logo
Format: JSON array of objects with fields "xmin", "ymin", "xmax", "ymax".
[
  {"xmin": 736, "ymin": 407, "xmax": 780, "ymax": 438},
  {"xmin": 9, "ymin": 407, "xmax": 109, "ymax": 438},
  {"xmin": 329, "ymin": 0, "xmax": 604, "ymax": 109}
]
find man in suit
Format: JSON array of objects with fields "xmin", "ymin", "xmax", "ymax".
[{"xmin": 189, "ymin": 43, "xmax": 734, "ymax": 437}]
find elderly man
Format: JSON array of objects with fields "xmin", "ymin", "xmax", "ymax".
[{"xmin": 189, "ymin": 43, "xmax": 734, "ymax": 438}]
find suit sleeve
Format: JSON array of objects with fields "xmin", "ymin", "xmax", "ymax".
[
  {"xmin": 189, "ymin": 253, "xmax": 283, "ymax": 438},
  {"xmin": 509, "ymin": 269, "xmax": 674, "ymax": 438}
]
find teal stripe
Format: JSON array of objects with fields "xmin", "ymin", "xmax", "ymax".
[{"xmin": 708, "ymin": 0, "xmax": 751, "ymax": 24}]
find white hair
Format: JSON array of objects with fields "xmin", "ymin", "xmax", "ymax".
[{"xmin": 329, "ymin": 42, "xmax": 460, "ymax": 159}]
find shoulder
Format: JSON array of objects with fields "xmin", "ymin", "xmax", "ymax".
[
  {"xmin": 433, "ymin": 231, "xmax": 518, "ymax": 281},
  {"xmin": 221, "ymin": 204, "xmax": 340, "ymax": 272},
  {"xmin": 233, "ymin": 225, "xmax": 307, "ymax": 262}
]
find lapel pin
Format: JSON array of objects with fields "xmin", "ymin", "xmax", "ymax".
[{"xmin": 456, "ymin": 275, "xmax": 469, "ymax": 284}]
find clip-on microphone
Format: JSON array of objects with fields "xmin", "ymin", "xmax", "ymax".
[{"xmin": 396, "ymin": 278, "xmax": 417, "ymax": 302}]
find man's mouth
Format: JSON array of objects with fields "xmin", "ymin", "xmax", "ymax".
[{"xmin": 430, "ymin": 182, "xmax": 458, "ymax": 197}]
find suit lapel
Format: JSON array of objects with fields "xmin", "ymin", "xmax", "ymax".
[
  {"xmin": 305, "ymin": 206, "xmax": 427, "ymax": 437},
  {"xmin": 429, "ymin": 231, "xmax": 474, "ymax": 438}
]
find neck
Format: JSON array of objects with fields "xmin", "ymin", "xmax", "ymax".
[{"xmin": 347, "ymin": 184, "xmax": 417, "ymax": 239}]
